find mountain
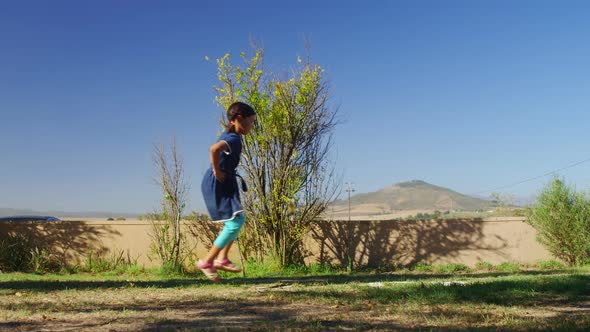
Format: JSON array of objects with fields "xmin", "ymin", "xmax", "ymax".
[
  {"xmin": 0, "ymin": 208, "xmax": 138, "ymax": 219},
  {"xmin": 330, "ymin": 180, "xmax": 496, "ymax": 217}
]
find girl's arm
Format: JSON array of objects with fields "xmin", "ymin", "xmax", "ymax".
[{"xmin": 210, "ymin": 141, "xmax": 229, "ymax": 182}]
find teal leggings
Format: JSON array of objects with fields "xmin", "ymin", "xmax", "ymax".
[{"xmin": 213, "ymin": 214, "xmax": 245, "ymax": 248}]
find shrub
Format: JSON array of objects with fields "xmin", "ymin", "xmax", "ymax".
[
  {"xmin": 412, "ymin": 263, "xmax": 434, "ymax": 272},
  {"xmin": 528, "ymin": 178, "xmax": 590, "ymax": 266},
  {"xmin": 536, "ymin": 260, "xmax": 565, "ymax": 270},
  {"xmin": 434, "ymin": 263, "xmax": 470, "ymax": 273},
  {"xmin": 475, "ymin": 261, "xmax": 495, "ymax": 271}
]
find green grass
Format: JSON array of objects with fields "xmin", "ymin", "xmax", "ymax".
[
  {"xmin": 216, "ymin": 258, "xmax": 342, "ymax": 279},
  {"xmin": 1, "ymin": 267, "xmax": 589, "ymax": 330},
  {"xmin": 434, "ymin": 263, "xmax": 471, "ymax": 273},
  {"xmin": 473, "ymin": 260, "xmax": 572, "ymax": 273},
  {"xmin": 475, "ymin": 261, "xmax": 495, "ymax": 271},
  {"xmin": 284, "ymin": 273, "xmax": 589, "ymax": 307},
  {"xmin": 412, "ymin": 263, "xmax": 434, "ymax": 272},
  {"xmin": 496, "ymin": 262, "xmax": 522, "ymax": 273},
  {"xmin": 537, "ymin": 259, "xmax": 566, "ymax": 270}
]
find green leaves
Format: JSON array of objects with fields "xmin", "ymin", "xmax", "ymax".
[
  {"xmin": 210, "ymin": 46, "xmax": 338, "ymax": 266},
  {"xmin": 528, "ymin": 178, "xmax": 590, "ymax": 266}
]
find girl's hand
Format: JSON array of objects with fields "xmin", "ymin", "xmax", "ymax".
[
  {"xmin": 214, "ymin": 169, "xmax": 226, "ymax": 183},
  {"xmin": 210, "ymin": 141, "xmax": 230, "ymax": 183}
]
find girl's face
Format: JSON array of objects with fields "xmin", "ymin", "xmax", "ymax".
[{"xmin": 233, "ymin": 114, "xmax": 257, "ymax": 135}]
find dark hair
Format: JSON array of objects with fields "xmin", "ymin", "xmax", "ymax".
[{"xmin": 226, "ymin": 102, "xmax": 256, "ymax": 132}]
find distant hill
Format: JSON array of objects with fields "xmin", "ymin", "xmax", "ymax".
[
  {"xmin": 331, "ymin": 180, "xmax": 496, "ymax": 216},
  {"xmin": 0, "ymin": 208, "xmax": 138, "ymax": 219}
]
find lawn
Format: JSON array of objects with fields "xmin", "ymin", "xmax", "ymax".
[{"xmin": 1, "ymin": 267, "xmax": 589, "ymax": 331}]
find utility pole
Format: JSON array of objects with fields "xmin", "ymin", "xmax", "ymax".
[{"xmin": 345, "ymin": 182, "xmax": 355, "ymax": 222}]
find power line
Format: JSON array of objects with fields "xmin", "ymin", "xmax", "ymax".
[{"xmin": 470, "ymin": 156, "xmax": 590, "ymax": 196}]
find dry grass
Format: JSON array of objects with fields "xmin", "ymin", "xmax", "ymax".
[{"xmin": 0, "ymin": 269, "xmax": 589, "ymax": 331}]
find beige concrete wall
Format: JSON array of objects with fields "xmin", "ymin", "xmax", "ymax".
[
  {"xmin": 0, "ymin": 217, "xmax": 554, "ymax": 268},
  {"xmin": 0, "ymin": 220, "xmax": 217, "ymax": 267},
  {"xmin": 307, "ymin": 217, "xmax": 553, "ymax": 268}
]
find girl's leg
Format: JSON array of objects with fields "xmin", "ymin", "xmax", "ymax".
[
  {"xmin": 201, "ymin": 214, "xmax": 244, "ymax": 263},
  {"xmin": 214, "ymin": 239, "xmax": 241, "ymax": 272},
  {"xmin": 212, "ymin": 214, "xmax": 245, "ymax": 272},
  {"xmin": 217, "ymin": 240, "xmax": 234, "ymax": 261},
  {"xmin": 199, "ymin": 213, "xmax": 244, "ymax": 259},
  {"xmin": 202, "ymin": 245, "xmax": 223, "ymax": 264}
]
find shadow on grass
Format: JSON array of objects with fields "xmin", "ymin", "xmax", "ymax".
[
  {"xmin": 0, "ymin": 296, "xmax": 418, "ymax": 331},
  {"xmin": 2, "ymin": 310, "xmax": 588, "ymax": 332},
  {"xmin": 1, "ymin": 276, "xmax": 589, "ymax": 331},
  {"xmin": 0, "ymin": 269, "xmax": 581, "ymax": 292},
  {"xmin": 283, "ymin": 274, "xmax": 590, "ymax": 307},
  {"xmin": 143, "ymin": 313, "xmax": 590, "ymax": 332}
]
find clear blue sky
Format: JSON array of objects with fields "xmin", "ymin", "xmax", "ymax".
[{"xmin": 2, "ymin": 0, "xmax": 590, "ymax": 214}]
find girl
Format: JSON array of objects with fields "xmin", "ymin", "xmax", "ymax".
[{"xmin": 198, "ymin": 101, "xmax": 256, "ymax": 282}]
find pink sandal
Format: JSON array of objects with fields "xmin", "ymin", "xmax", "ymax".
[
  {"xmin": 214, "ymin": 258, "xmax": 242, "ymax": 273},
  {"xmin": 197, "ymin": 260, "xmax": 221, "ymax": 282}
]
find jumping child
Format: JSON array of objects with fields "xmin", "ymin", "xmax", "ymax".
[{"xmin": 198, "ymin": 101, "xmax": 256, "ymax": 282}]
